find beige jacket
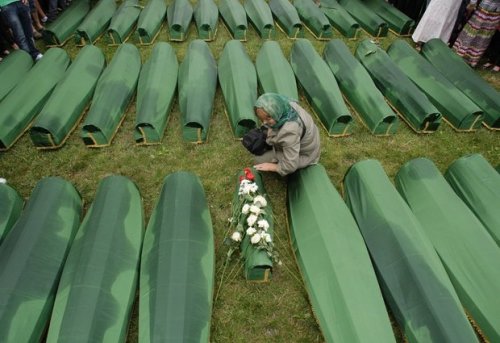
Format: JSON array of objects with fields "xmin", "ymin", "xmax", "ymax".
[{"xmin": 256, "ymin": 102, "xmax": 321, "ymax": 176}]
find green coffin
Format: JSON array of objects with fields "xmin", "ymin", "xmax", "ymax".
[
  {"xmin": 320, "ymin": 0, "xmax": 359, "ymax": 38},
  {"xmin": 43, "ymin": 0, "xmax": 90, "ymax": 46},
  {"xmin": 395, "ymin": 158, "xmax": 500, "ymax": 343},
  {"xmin": 0, "ymin": 183, "xmax": 23, "ymax": 246},
  {"xmin": 324, "ymin": 39, "xmax": 398, "ymax": 135},
  {"xmin": 30, "ymin": 45, "xmax": 106, "ymax": 148},
  {"xmin": 167, "ymin": 0, "xmax": 193, "ymax": 41},
  {"xmin": 108, "ymin": 0, "xmax": 141, "ymax": 45},
  {"xmin": 218, "ymin": 40, "xmax": 258, "ymax": 138},
  {"xmin": 233, "ymin": 169, "xmax": 274, "ymax": 281},
  {"xmin": 0, "ymin": 177, "xmax": 82, "ymax": 343},
  {"xmin": 178, "ymin": 40, "xmax": 217, "ymax": 143},
  {"xmin": 422, "ymin": 38, "xmax": 500, "ymax": 129},
  {"xmin": 46, "ymin": 175, "xmax": 143, "ymax": 343},
  {"xmin": 219, "ymin": 0, "xmax": 247, "ymax": 40},
  {"xmin": 136, "ymin": 0, "xmax": 166, "ymax": 44},
  {"xmin": 355, "ymin": 39, "xmax": 441, "ymax": 132},
  {"xmin": 82, "ymin": 43, "xmax": 141, "ymax": 147},
  {"xmin": 290, "ymin": 39, "xmax": 352, "ymax": 136},
  {"xmin": 0, "ymin": 50, "xmax": 32, "ymax": 102},
  {"xmin": 269, "ymin": 0, "xmax": 303, "ymax": 38},
  {"xmin": 244, "ymin": 0, "xmax": 276, "ymax": 39},
  {"xmin": 139, "ymin": 172, "xmax": 214, "ymax": 342},
  {"xmin": 287, "ymin": 164, "xmax": 396, "ymax": 343},
  {"xmin": 387, "ymin": 40, "xmax": 482, "ymax": 131},
  {"xmin": 338, "ymin": 0, "xmax": 387, "ymax": 36},
  {"xmin": 135, "ymin": 42, "xmax": 178, "ymax": 145},
  {"xmin": 293, "ymin": 0, "xmax": 332, "ymax": 40},
  {"xmin": 0, "ymin": 48, "xmax": 70, "ymax": 151},
  {"xmin": 445, "ymin": 154, "xmax": 500, "ymax": 245},
  {"xmin": 75, "ymin": 0, "xmax": 117, "ymax": 45},
  {"xmin": 343, "ymin": 160, "xmax": 478, "ymax": 343},
  {"xmin": 256, "ymin": 41, "xmax": 298, "ymax": 99},
  {"xmin": 362, "ymin": 0, "xmax": 414, "ymax": 35},
  {"xmin": 194, "ymin": 0, "xmax": 219, "ymax": 41}
]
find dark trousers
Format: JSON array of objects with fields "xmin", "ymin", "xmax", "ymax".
[
  {"xmin": 0, "ymin": 17, "xmax": 15, "ymax": 52},
  {"xmin": 0, "ymin": 1, "xmax": 39, "ymax": 59},
  {"xmin": 47, "ymin": 0, "xmax": 66, "ymax": 21},
  {"xmin": 484, "ymin": 30, "xmax": 500, "ymax": 66}
]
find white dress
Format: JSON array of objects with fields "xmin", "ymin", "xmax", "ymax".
[{"xmin": 412, "ymin": 0, "xmax": 462, "ymax": 43}]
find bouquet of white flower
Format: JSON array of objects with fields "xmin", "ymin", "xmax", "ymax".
[{"xmin": 226, "ymin": 167, "xmax": 278, "ymax": 281}]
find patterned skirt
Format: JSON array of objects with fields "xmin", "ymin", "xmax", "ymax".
[{"xmin": 453, "ymin": 0, "xmax": 500, "ymax": 65}]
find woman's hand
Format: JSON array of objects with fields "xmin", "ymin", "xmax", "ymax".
[{"xmin": 254, "ymin": 162, "xmax": 278, "ymax": 172}]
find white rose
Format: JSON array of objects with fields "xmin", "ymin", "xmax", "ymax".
[
  {"xmin": 0, "ymin": 178, "xmax": 6, "ymax": 184},
  {"xmin": 247, "ymin": 214, "xmax": 258, "ymax": 227},
  {"xmin": 250, "ymin": 233, "xmax": 261, "ymax": 244},
  {"xmin": 249, "ymin": 205, "xmax": 261, "ymax": 215},
  {"xmin": 238, "ymin": 185, "xmax": 249, "ymax": 195},
  {"xmin": 249, "ymin": 184, "xmax": 258, "ymax": 193},
  {"xmin": 231, "ymin": 231, "xmax": 242, "ymax": 242},
  {"xmin": 253, "ymin": 195, "xmax": 267, "ymax": 207},
  {"xmin": 246, "ymin": 227, "xmax": 256, "ymax": 235},
  {"xmin": 242, "ymin": 204, "xmax": 250, "ymax": 214},
  {"xmin": 257, "ymin": 219, "xmax": 269, "ymax": 231},
  {"xmin": 264, "ymin": 233, "xmax": 272, "ymax": 243},
  {"xmin": 239, "ymin": 180, "xmax": 252, "ymax": 195}
]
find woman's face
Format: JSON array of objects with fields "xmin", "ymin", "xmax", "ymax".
[{"xmin": 255, "ymin": 107, "xmax": 276, "ymax": 127}]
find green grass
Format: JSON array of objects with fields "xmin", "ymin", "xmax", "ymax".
[{"xmin": 1, "ymin": 12, "xmax": 499, "ymax": 343}]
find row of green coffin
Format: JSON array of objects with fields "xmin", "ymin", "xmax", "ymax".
[
  {"xmin": 1, "ymin": 153, "xmax": 498, "ymax": 342},
  {"xmin": 42, "ymin": 0, "xmax": 413, "ymax": 47},
  {"xmin": 1, "ymin": 36, "xmax": 498, "ymax": 151},
  {"xmin": 288, "ymin": 153, "xmax": 500, "ymax": 343},
  {"xmin": 43, "ymin": 0, "xmax": 215, "ymax": 45},
  {"xmin": 0, "ymin": 172, "xmax": 215, "ymax": 342}
]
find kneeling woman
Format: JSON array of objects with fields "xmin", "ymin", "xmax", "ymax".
[{"xmin": 253, "ymin": 93, "xmax": 321, "ymax": 176}]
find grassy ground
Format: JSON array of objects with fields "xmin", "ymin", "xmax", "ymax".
[{"xmin": 1, "ymin": 10, "xmax": 499, "ymax": 343}]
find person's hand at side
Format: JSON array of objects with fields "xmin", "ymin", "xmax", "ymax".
[{"xmin": 254, "ymin": 162, "xmax": 278, "ymax": 172}]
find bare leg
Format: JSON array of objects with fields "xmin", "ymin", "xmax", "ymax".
[{"xmin": 35, "ymin": 0, "xmax": 47, "ymax": 22}]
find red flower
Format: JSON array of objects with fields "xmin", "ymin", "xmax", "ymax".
[{"xmin": 244, "ymin": 167, "xmax": 255, "ymax": 181}]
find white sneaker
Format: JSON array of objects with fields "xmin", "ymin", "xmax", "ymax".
[{"xmin": 35, "ymin": 53, "xmax": 43, "ymax": 61}]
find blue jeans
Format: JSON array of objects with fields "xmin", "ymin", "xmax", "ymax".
[{"xmin": 0, "ymin": 0, "xmax": 39, "ymax": 59}]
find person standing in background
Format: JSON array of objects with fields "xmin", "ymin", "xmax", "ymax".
[
  {"xmin": 482, "ymin": 25, "xmax": 500, "ymax": 71},
  {"xmin": 0, "ymin": 0, "xmax": 42, "ymax": 61},
  {"xmin": 453, "ymin": 0, "xmax": 500, "ymax": 67},
  {"xmin": 412, "ymin": 0, "xmax": 463, "ymax": 49},
  {"xmin": 0, "ymin": 16, "xmax": 17, "ymax": 61}
]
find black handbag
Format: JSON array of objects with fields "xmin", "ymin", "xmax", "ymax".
[{"xmin": 242, "ymin": 126, "xmax": 272, "ymax": 155}]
